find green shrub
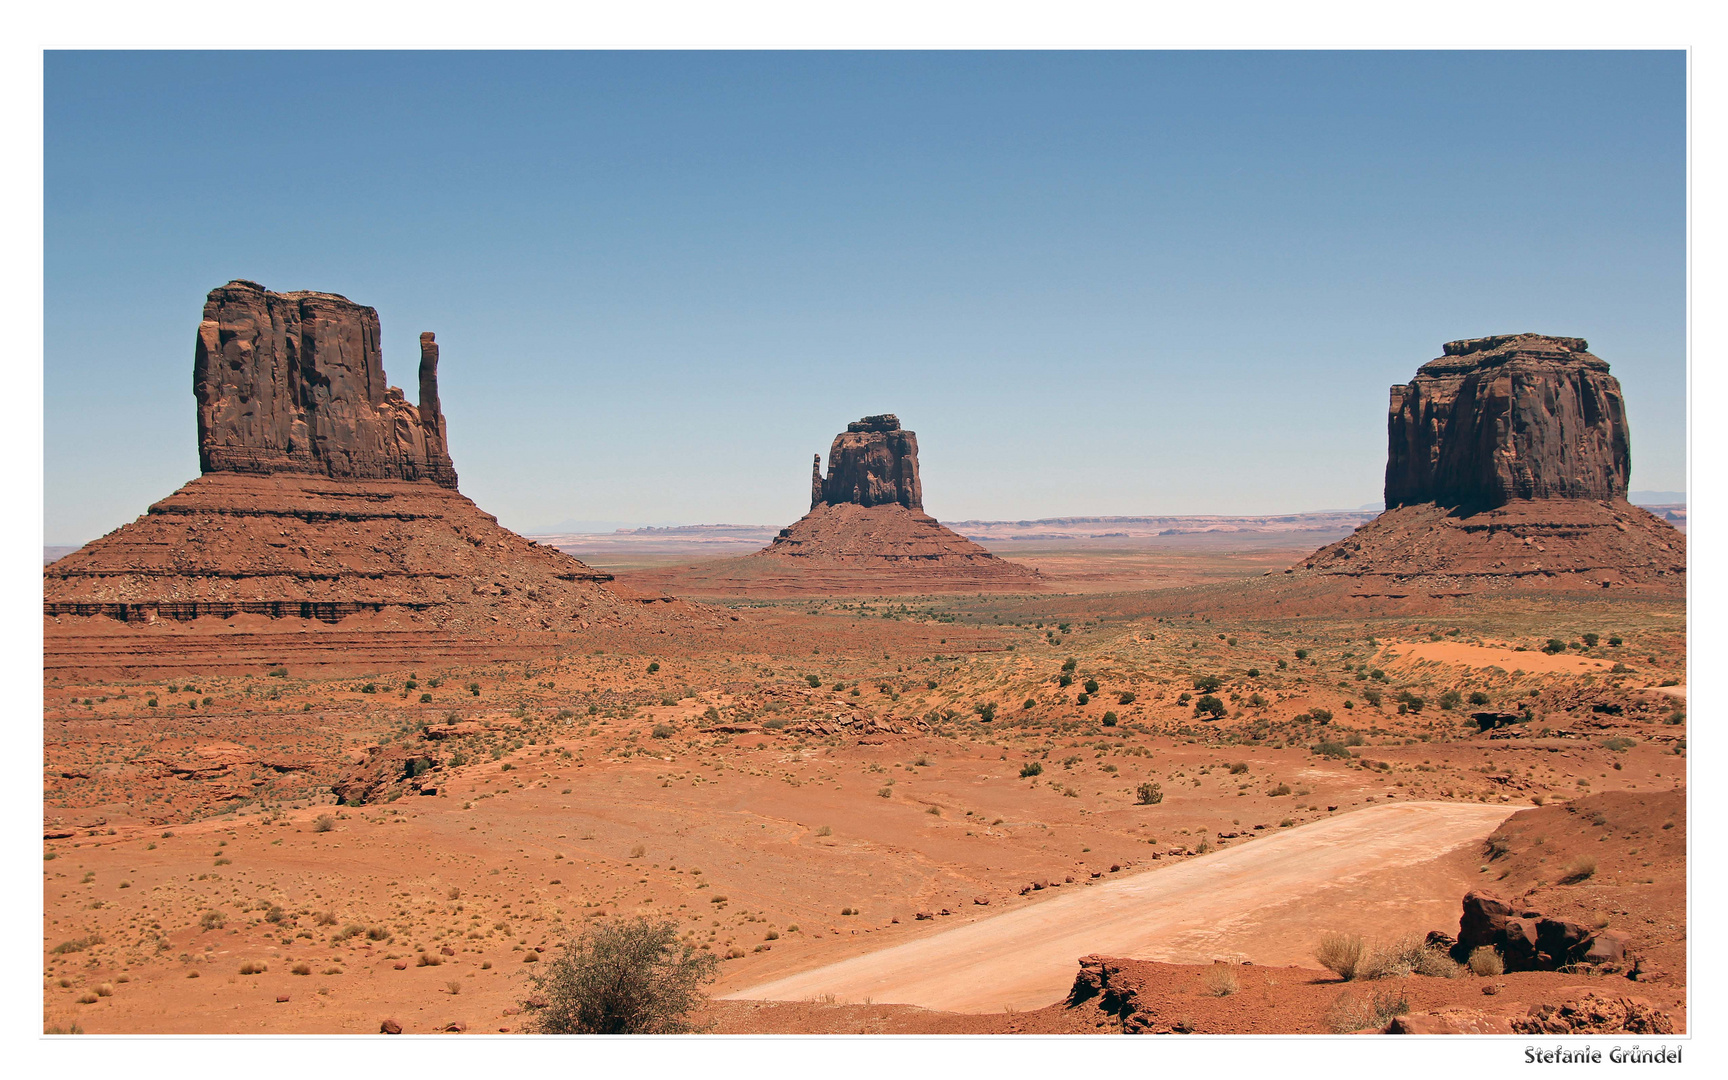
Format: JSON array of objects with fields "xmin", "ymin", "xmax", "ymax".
[
  {"xmin": 1193, "ymin": 695, "xmax": 1225, "ymax": 718},
  {"xmin": 1083, "ymin": 679, "xmax": 1099, "ymax": 694},
  {"xmin": 651, "ymin": 723, "xmax": 675, "ymax": 739},
  {"xmin": 1192, "ymin": 675, "xmax": 1223, "ymax": 693},
  {"xmin": 1117, "ymin": 692, "xmax": 1136, "ymax": 705},
  {"xmin": 313, "ymin": 814, "xmax": 335, "ymax": 833},
  {"xmin": 1101, "ymin": 711, "xmax": 1118, "ymax": 727},
  {"xmin": 1136, "ymin": 782, "xmax": 1162, "ymax": 805},
  {"xmin": 524, "ymin": 917, "xmax": 719, "ymax": 1034},
  {"xmin": 1019, "ymin": 761, "xmax": 1043, "ymax": 778},
  {"xmin": 1542, "ymin": 639, "xmax": 1566, "ymax": 655}
]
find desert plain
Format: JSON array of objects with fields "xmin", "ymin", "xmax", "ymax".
[{"xmin": 42, "ymin": 528, "xmax": 1687, "ymax": 1034}]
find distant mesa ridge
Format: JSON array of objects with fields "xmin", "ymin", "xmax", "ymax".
[
  {"xmin": 1386, "ymin": 333, "xmax": 1629, "ymax": 510},
  {"xmin": 196, "ymin": 280, "xmax": 458, "ymax": 487}
]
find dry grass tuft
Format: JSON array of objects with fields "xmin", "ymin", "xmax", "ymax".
[
  {"xmin": 1326, "ymin": 988, "xmax": 1410, "ymax": 1033},
  {"xmin": 1558, "ymin": 855, "xmax": 1597, "ymax": 884},
  {"xmin": 1202, "ymin": 964, "xmax": 1239, "ymax": 997},
  {"xmin": 1315, "ymin": 932, "xmax": 1366, "ymax": 980},
  {"xmin": 1468, "ymin": 946, "xmax": 1504, "ymax": 976}
]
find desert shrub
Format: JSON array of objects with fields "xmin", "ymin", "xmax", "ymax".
[
  {"xmin": 1582, "ymin": 632, "xmax": 1600, "ymax": 648},
  {"xmin": 1022, "ymin": 698, "xmax": 1036, "ymax": 710},
  {"xmin": 313, "ymin": 814, "xmax": 335, "ymax": 833},
  {"xmin": 1601, "ymin": 737, "xmax": 1636, "ymax": 752},
  {"xmin": 1117, "ymin": 692, "xmax": 1136, "ymax": 705},
  {"xmin": 1192, "ymin": 674, "xmax": 1223, "ymax": 693},
  {"xmin": 1136, "ymin": 782, "xmax": 1163, "ymax": 805},
  {"xmin": 524, "ymin": 917, "xmax": 719, "ymax": 1034},
  {"xmin": 1083, "ymin": 679, "xmax": 1100, "ymax": 694},
  {"xmin": 1202, "ymin": 964, "xmax": 1238, "ymax": 997},
  {"xmin": 1058, "ymin": 674, "xmax": 1073, "ymax": 688},
  {"xmin": 315, "ymin": 911, "xmax": 338, "ymax": 926},
  {"xmin": 815, "ymin": 825, "xmax": 832, "ymax": 837},
  {"xmin": 646, "ymin": 662, "xmax": 660, "ymax": 674},
  {"xmin": 1361, "ymin": 688, "xmax": 1383, "ymax": 706},
  {"xmin": 1313, "ymin": 741, "xmax": 1351, "ymax": 759},
  {"xmin": 265, "ymin": 905, "xmax": 286, "ymax": 924},
  {"xmin": 199, "ymin": 910, "xmax": 226, "ymax": 931},
  {"xmin": 1019, "ymin": 761, "xmax": 1043, "ymax": 778},
  {"xmin": 291, "ymin": 962, "xmax": 312, "ymax": 976},
  {"xmin": 1609, "ymin": 635, "xmax": 1623, "ymax": 646},
  {"xmin": 1558, "ymin": 855, "xmax": 1597, "ymax": 884},
  {"xmin": 805, "ymin": 675, "xmax": 821, "ymax": 688},
  {"xmin": 1468, "ymin": 947, "xmax": 1504, "ymax": 977},
  {"xmin": 366, "ymin": 926, "xmax": 390, "ymax": 941},
  {"xmin": 1101, "ymin": 711, "xmax": 1118, "ymax": 727},
  {"xmin": 1228, "ymin": 762, "xmax": 1249, "ymax": 775},
  {"xmin": 976, "ymin": 702, "xmax": 997, "ymax": 722},
  {"xmin": 1193, "ymin": 695, "xmax": 1225, "ymax": 719},
  {"xmin": 51, "ymin": 934, "xmax": 103, "ymax": 954},
  {"xmin": 1542, "ymin": 638, "xmax": 1566, "ymax": 655},
  {"xmin": 651, "ymin": 723, "xmax": 675, "ymax": 739},
  {"xmin": 1468, "ymin": 691, "xmax": 1491, "ymax": 706},
  {"xmin": 1294, "ymin": 649, "xmax": 1309, "ymax": 660},
  {"xmin": 1413, "ymin": 947, "xmax": 1462, "ymax": 978},
  {"xmin": 1315, "ymin": 932, "xmax": 1366, "ymax": 980},
  {"xmin": 238, "ymin": 961, "xmax": 267, "ymax": 975},
  {"xmin": 1326, "ymin": 988, "xmax": 1409, "ymax": 1033},
  {"xmin": 1438, "ymin": 689, "xmax": 1462, "ymax": 710},
  {"xmin": 1267, "ymin": 783, "xmax": 1291, "ymax": 796}
]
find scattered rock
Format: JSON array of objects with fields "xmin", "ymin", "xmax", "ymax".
[{"xmin": 1513, "ymin": 991, "xmax": 1676, "ymax": 1035}]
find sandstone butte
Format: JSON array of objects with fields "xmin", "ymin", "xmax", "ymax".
[
  {"xmin": 744, "ymin": 414, "xmax": 1044, "ymax": 593},
  {"xmin": 44, "ymin": 280, "xmax": 716, "ymax": 671},
  {"xmin": 1287, "ymin": 334, "xmax": 1684, "ymax": 601}
]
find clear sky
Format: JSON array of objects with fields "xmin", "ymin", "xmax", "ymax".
[{"xmin": 43, "ymin": 50, "xmax": 1686, "ymax": 542}]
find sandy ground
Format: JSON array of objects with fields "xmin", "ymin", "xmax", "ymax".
[
  {"xmin": 725, "ymin": 800, "xmax": 1513, "ymax": 1012},
  {"xmin": 42, "ymin": 544, "xmax": 1688, "ymax": 1034}
]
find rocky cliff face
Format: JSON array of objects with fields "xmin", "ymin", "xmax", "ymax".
[
  {"xmin": 1385, "ymin": 334, "xmax": 1629, "ymax": 509},
  {"xmin": 816, "ymin": 414, "xmax": 923, "ymax": 510},
  {"xmin": 194, "ymin": 280, "xmax": 458, "ymax": 487}
]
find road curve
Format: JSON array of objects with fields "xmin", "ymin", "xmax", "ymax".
[{"xmin": 723, "ymin": 800, "xmax": 1515, "ymax": 1013}]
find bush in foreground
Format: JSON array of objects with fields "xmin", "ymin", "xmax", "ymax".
[
  {"xmin": 1314, "ymin": 932, "xmax": 1365, "ymax": 980},
  {"xmin": 525, "ymin": 917, "xmax": 719, "ymax": 1034}
]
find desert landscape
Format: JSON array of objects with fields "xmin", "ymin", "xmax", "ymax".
[{"xmin": 42, "ymin": 296, "xmax": 1687, "ymax": 1037}]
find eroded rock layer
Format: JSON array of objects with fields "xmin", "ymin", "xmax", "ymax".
[
  {"xmin": 1386, "ymin": 334, "xmax": 1629, "ymax": 509},
  {"xmin": 1291, "ymin": 498, "xmax": 1683, "ymax": 599},
  {"xmin": 818, "ymin": 414, "xmax": 923, "ymax": 510},
  {"xmin": 40, "ymin": 473, "xmax": 686, "ymax": 631},
  {"xmin": 195, "ymin": 280, "xmax": 457, "ymax": 486}
]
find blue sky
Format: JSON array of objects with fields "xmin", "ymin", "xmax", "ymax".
[{"xmin": 44, "ymin": 50, "xmax": 1685, "ymax": 541}]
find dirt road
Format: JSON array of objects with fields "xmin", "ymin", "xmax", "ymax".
[{"xmin": 724, "ymin": 800, "xmax": 1515, "ymax": 1013}]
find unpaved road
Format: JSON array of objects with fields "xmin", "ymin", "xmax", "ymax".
[{"xmin": 725, "ymin": 800, "xmax": 1515, "ymax": 1013}]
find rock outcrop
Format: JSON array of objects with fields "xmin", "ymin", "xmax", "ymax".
[
  {"xmin": 816, "ymin": 414, "xmax": 923, "ymax": 510},
  {"xmin": 1386, "ymin": 334, "xmax": 1629, "ymax": 509},
  {"xmin": 47, "ymin": 281, "xmax": 716, "ymax": 657},
  {"xmin": 741, "ymin": 415, "xmax": 1041, "ymax": 593},
  {"xmin": 1278, "ymin": 335, "xmax": 1682, "ymax": 602},
  {"xmin": 195, "ymin": 280, "xmax": 457, "ymax": 487}
]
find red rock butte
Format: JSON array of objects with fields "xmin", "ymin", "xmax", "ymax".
[
  {"xmin": 45, "ymin": 281, "xmax": 714, "ymax": 675},
  {"xmin": 1286, "ymin": 334, "xmax": 1683, "ymax": 602},
  {"xmin": 745, "ymin": 414, "xmax": 1043, "ymax": 593}
]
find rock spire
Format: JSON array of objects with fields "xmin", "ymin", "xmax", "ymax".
[{"xmin": 194, "ymin": 280, "xmax": 458, "ymax": 487}]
